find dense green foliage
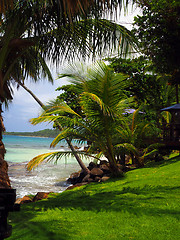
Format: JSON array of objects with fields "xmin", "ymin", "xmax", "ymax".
[
  {"xmin": 134, "ymin": 0, "xmax": 180, "ymax": 75},
  {"xmin": 29, "ymin": 62, "xmax": 131, "ymax": 175},
  {"xmin": 28, "ymin": 62, "xmax": 159, "ymax": 173},
  {"xmin": 4, "ymin": 129, "xmax": 59, "ymax": 138},
  {"xmin": 9, "ymin": 155, "xmax": 180, "ymax": 239},
  {"xmin": 133, "ymin": 0, "xmax": 180, "ymax": 103},
  {"xmin": 108, "ymin": 57, "xmax": 175, "ymax": 106},
  {"xmin": 56, "ymin": 84, "xmax": 82, "ymax": 115},
  {"xmin": 107, "ymin": 57, "xmax": 176, "ymax": 125}
]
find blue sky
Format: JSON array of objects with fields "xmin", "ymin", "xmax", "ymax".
[
  {"xmin": 3, "ymin": 7, "xmax": 140, "ymax": 132},
  {"xmin": 3, "ymin": 69, "xmax": 69, "ymax": 132}
]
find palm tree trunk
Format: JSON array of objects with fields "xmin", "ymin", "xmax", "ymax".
[
  {"xmin": 176, "ymin": 83, "xmax": 179, "ymax": 104},
  {"xmin": 0, "ymin": 102, "xmax": 11, "ymax": 188},
  {"xmin": 18, "ymin": 81, "xmax": 90, "ymax": 174}
]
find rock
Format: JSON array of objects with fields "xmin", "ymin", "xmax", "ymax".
[
  {"xmin": 90, "ymin": 167, "xmax": 103, "ymax": 177},
  {"xmin": 101, "ymin": 176, "xmax": 110, "ymax": 182},
  {"xmin": 100, "ymin": 164, "xmax": 111, "ymax": 173},
  {"xmin": 94, "ymin": 176, "xmax": 101, "ymax": 182},
  {"xmin": 19, "ymin": 196, "xmax": 33, "ymax": 204},
  {"xmin": 99, "ymin": 160, "xmax": 108, "ymax": 165},
  {"xmin": 15, "ymin": 198, "xmax": 23, "ymax": 204},
  {"xmin": 82, "ymin": 174, "xmax": 91, "ymax": 182},
  {"xmin": 33, "ymin": 192, "xmax": 50, "ymax": 202},
  {"xmin": 69, "ymin": 171, "xmax": 81, "ymax": 179},
  {"xmin": 87, "ymin": 178, "xmax": 94, "ymax": 183},
  {"xmin": 88, "ymin": 162, "xmax": 97, "ymax": 170},
  {"xmin": 67, "ymin": 171, "xmax": 81, "ymax": 184}
]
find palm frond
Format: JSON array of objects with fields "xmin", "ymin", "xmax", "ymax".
[
  {"xmin": 115, "ymin": 143, "xmax": 139, "ymax": 158},
  {"xmin": 27, "ymin": 149, "xmax": 99, "ymax": 171},
  {"xmin": 50, "ymin": 129, "xmax": 72, "ymax": 148},
  {"xmin": 161, "ymin": 111, "xmax": 171, "ymax": 124},
  {"xmin": 27, "ymin": 152, "xmax": 58, "ymax": 171},
  {"xmin": 38, "ymin": 18, "xmax": 137, "ymax": 63},
  {"xmin": 131, "ymin": 108, "xmax": 140, "ymax": 132}
]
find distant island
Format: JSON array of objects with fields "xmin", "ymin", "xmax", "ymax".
[{"xmin": 4, "ymin": 129, "xmax": 59, "ymax": 138}]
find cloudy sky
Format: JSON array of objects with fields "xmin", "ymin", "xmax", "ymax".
[
  {"xmin": 3, "ymin": 7, "xmax": 140, "ymax": 132},
  {"xmin": 3, "ymin": 69, "xmax": 69, "ymax": 132}
]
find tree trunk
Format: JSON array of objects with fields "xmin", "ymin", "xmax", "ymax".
[
  {"xmin": 0, "ymin": 102, "xmax": 11, "ymax": 189},
  {"xmin": 176, "ymin": 83, "xmax": 179, "ymax": 104},
  {"xmin": 18, "ymin": 81, "xmax": 90, "ymax": 174},
  {"xmin": 120, "ymin": 153, "xmax": 125, "ymax": 166}
]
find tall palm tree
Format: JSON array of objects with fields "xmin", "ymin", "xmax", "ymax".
[
  {"xmin": 28, "ymin": 62, "xmax": 131, "ymax": 176},
  {"xmin": 18, "ymin": 81, "xmax": 90, "ymax": 174}
]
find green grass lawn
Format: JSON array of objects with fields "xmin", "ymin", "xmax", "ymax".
[{"xmin": 9, "ymin": 155, "xmax": 180, "ymax": 240}]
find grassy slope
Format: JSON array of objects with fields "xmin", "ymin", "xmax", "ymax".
[{"xmin": 9, "ymin": 156, "xmax": 180, "ymax": 240}]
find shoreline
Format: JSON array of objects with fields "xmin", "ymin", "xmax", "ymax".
[{"xmin": 4, "ymin": 134, "xmax": 53, "ymax": 139}]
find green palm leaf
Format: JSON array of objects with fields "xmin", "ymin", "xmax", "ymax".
[
  {"xmin": 27, "ymin": 149, "xmax": 100, "ymax": 171},
  {"xmin": 115, "ymin": 143, "xmax": 139, "ymax": 158}
]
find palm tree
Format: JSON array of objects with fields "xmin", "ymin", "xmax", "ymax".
[
  {"xmin": 28, "ymin": 62, "xmax": 132, "ymax": 176},
  {"xmin": 0, "ymin": 0, "xmax": 137, "ymax": 187},
  {"xmin": 18, "ymin": 81, "xmax": 90, "ymax": 174}
]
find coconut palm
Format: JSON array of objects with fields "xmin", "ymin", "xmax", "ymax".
[
  {"xmin": 0, "ymin": 0, "xmax": 137, "ymax": 187},
  {"xmin": 18, "ymin": 81, "xmax": 90, "ymax": 174},
  {"xmin": 28, "ymin": 61, "xmax": 132, "ymax": 176}
]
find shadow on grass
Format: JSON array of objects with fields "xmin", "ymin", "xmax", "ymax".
[
  {"xmin": 28, "ymin": 184, "xmax": 180, "ymax": 219},
  {"xmin": 9, "ymin": 180, "xmax": 180, "ymax": 239},
  {"xmin": 144, "ymin": 154, "xmax": 180, "ymax": 168},
  {"xmin": 9, "ymin": 208, "xmax": 78, "ymax": 240}
]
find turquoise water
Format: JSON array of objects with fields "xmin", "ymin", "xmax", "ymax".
[
  {"xmin": 4, "ymin": 135, "xmax": 67, "ymax": 163},
  {"xmin": 3, "ymin": 135, "xmax": 87, "ymax": 198}
]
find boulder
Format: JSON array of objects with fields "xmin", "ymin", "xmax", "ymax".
[
  {"xmin": 100, "ymin": 164, "xmax": 111, "ymax": 173},
  {"xmin": 67, "ymin": 171, "xmax": 81, "ymax": 184},
  {"xmin": 94, "ymin": 176, "xmax": 101, "ymax": 182},
  {"xmin": 88, "ymin": 162, "xmax": 97, "ymax": 170},
  {"xmin": 82, "ymin": 174, "xmax": 91, "ymax": 182},
  {"xmin": 99, "ymin": 160, "xmax": 108, "ymax": 165},
  {"xmin": 19, "ymin": 196, "xmax": 33, "ymax": 204},
  {"xmin": 101, "ymin": 176, "xmax": 110, "ymax": 182},
  {"xmin": 87, "ymin": 177, "xmax": 94, "ymax": 183},
  {"xmin": 90, "ymin": 167, "xmax": 103, "ymax": 177},
  {"xmin": 33, "ymin": 192, "xmax": 50, "ymax": 202}
]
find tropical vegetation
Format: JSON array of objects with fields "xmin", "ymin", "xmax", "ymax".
[
  {"xmin": 28, "ymin": 62, "xmax": 159, "ymax": 175},
  {"xmin": 4, "ymin": 129, "xmax": 60, "ymax": 138},
  {"xmin": 133, "ymin": 0, "xmax": 180, "ymax": 102},
  {"xmin": 107, "ymin": 56, "xmax": 176, "ymax": 126}
]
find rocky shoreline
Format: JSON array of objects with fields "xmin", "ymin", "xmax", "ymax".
[{"xmin": 16, "ymin": 160, "xmax": 134, "ymax": 204}]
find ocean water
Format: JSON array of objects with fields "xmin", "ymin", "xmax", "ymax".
[{"xmin": 3, "ymin": 135, "xmax": 87, "ymax": 198}]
